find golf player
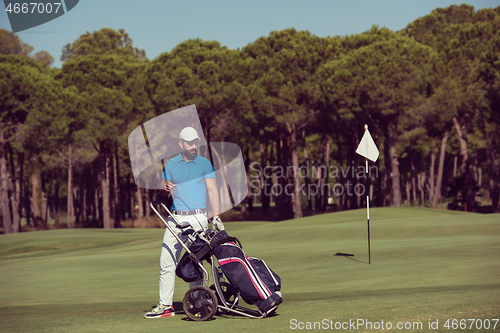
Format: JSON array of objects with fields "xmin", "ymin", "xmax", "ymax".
[{"xmin": 144, "ymin": 126, "xmax": 224, "ymax": 318}]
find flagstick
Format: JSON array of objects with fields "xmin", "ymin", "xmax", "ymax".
[
  {"xmin": 367, "ymin": 194, "xmax": 371, "ymax": 265},
  {"xmin": 366, "ymin": 158, "xmax": 371, "ymax": 264},
  {"xmin": 348, "ymin": 123, "xmax": 378, "ymax": 264}
]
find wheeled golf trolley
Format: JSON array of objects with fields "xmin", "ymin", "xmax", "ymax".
[{"xmin": 150, "ymin": 201, "xmax": 282, "ymax": 321}]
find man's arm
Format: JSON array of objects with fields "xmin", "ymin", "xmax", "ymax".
[
  {"xmin": 163, "ymin": 180, "xmax": 174, "ymax": 198},
  {"xmin": 205, "ymin": 178, "xmax": 220, "ymax": 217},
  {"xmin": 163, "ymin": 161, "xmax": 174, "ymax": 198}
]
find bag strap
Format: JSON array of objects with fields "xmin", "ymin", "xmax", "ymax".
[
  {"xmin": 209, "ymin": 230, "xmax": 243, "ymax": 249},
  {"xmin": 194, "ymin": 236, "xmax": 242, "ymax": 262},
  {"xmin": 194, "ymin": 244, "xmax": 213, "ymax": 261},
  {"xmin": 210, "ymin": 235, "xmax": 242, "ymax": 249}
]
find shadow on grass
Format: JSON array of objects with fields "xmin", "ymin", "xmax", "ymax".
[{"xmin": 335, "ymin": 252, "xmax": 370, "ymax": 264}]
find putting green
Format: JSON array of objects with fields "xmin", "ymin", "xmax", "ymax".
[{"xmin": 0, "ymin": 207, "xmax": 498, "ymax": 332}]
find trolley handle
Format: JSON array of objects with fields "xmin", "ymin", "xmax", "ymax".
[
  {"xmin": 149, "ymin": 200, "xmax": 210, "ymax": 286},
  {"xmin": 149, "ymin": 201, "xmax": 184, "ymax": 231},
  {"xmin": 150, "ymin": 200, "xmax": 162, "ymax": 206},
  {"xmin": 149, "ymin": 201, "xmax": 198, "ymax": 255},
  {"xmin": 150, "ymin": 201, "xmax": 194, "ymax": 230}
]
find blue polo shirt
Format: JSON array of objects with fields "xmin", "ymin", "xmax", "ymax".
[{"xmin": 163, "ymin": 153, "xmax": 216, "ymax": 211}]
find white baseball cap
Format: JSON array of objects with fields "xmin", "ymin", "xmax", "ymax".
[{"xmin": 179, "ymin": 127, "xmax": 200, "ymax": 141}]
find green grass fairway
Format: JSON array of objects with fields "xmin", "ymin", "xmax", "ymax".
[{"xmin": 1, "ymin": 207, "xmax": 499, "ymax": 332}]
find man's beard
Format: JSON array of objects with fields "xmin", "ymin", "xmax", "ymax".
[{"xmin": 187, "ymin": 148, "xmax": 197, "ymax": 158}]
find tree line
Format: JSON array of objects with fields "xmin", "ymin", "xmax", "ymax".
[{"xmin": 1, "ymin": 4, "xmax": 499, "ymax": 233}]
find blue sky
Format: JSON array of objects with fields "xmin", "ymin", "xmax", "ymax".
[{"xmin": 1, "ymin": 0, "xmax": 499, "ymax": 68}]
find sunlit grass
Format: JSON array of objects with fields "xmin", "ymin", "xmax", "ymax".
[{"xmin": 0, "ymin": 207, "xmax": 498, "ymax": 332}]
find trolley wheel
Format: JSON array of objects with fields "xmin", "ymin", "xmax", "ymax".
[
  {"xmin": 210, "ymin": 282, "xmax": 239, "ymax": 313},
  {"xmin": 182, "ymin": 286, "xmax": 218, "ymax": 321}
]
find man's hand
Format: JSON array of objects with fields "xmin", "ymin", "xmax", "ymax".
[
  {"xmin": 164, "ymin": 180, "xmax": 176, "ymax": 193},
  {"xmin": 212, "ymin": 216, "xmax": 224, "ymax": 231}
]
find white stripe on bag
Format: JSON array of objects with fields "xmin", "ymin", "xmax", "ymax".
[
  {"xmin": 261, "ymin": 260, "xmax": 279, "ymax": 286},
  {"xmin": 219, "ymin": 243, "xmax": 272, "ymax": 298}
]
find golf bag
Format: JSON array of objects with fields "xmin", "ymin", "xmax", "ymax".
[{"xmin": 211, "ymin": 231, "xmax": 282, "ymax": 313}]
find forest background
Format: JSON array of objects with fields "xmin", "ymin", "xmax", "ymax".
[{"xmin": 1, "ymin": 4, "xmax": 499, "ymax": 233}]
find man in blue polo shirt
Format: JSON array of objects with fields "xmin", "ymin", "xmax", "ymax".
[{"xmin": 144, "ymin": 126, "xmax": 224, "ymax": 319}]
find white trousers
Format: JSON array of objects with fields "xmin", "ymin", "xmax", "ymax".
[{"xmin": 159, "ymin": 213, "xmax": 209, "ymax": 306}]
